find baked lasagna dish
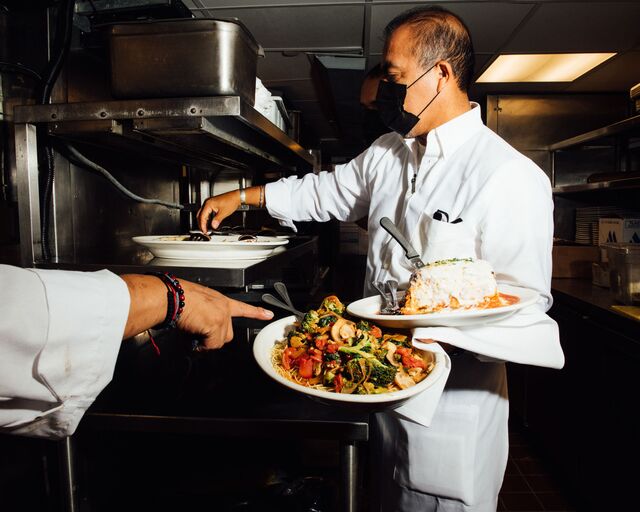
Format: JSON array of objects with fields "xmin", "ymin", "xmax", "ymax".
[{"xmin": 401, "ymin": 258, "xmax": 503, "ymax": 315}]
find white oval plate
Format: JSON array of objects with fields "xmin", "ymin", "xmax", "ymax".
[
  {"xmin": 346, "ymin": 284, "xmax": 539, "ymax": 328},
  {"xmin": 253, "ymin": 315, "xmax": 448, "ymax": 405},
  {"xmin": 132, "ymin": 235, "xmax": 288, "ymax": 260}
]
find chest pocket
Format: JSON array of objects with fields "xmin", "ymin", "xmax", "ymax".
[{"xmin": 413, "ymin": 214, "xmax": 478, "ymax": 265}]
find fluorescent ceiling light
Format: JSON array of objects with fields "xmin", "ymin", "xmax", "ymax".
[{"xmin": 476, "ymin": 53, "xmax": 616, "ymax": 83}]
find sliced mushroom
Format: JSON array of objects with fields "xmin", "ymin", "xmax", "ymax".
[
  {"xmin": 382, "ymin": 341, "xmax": 401, "ymax": 367},
  {"xmin": 394, "ymin": 368, "xmax": 416, "ymax": 389},
  {"xmin": 407, "ymin": 367, "xmax": 425, "ymax": 382},
  {"xmin": 331, "ymin": 318, "xmax": 357, "ymax": 343}
]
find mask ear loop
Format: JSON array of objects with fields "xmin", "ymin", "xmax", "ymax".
[
  {"xmin": 416, "ymin": 86, "xmax": 443, "ymax": 117},
  {"xmin": 415, "ymin": 65, "xmax": 446, "ymax": 117},
  {"xmin": 407, "ymin": 63, "xmax": 437, "ymax": 88}
]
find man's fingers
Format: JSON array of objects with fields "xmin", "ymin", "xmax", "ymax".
[
  {"xmin": 229, "ymin": 299, "xmax": 274, "ymax": 321},
  {"xmin": 198, "ymin": 205, "xmax": 219, "ymax": 233},
  {"xmin": 198, "ymin": 207, "xmax": 210, "ymax": 232}
]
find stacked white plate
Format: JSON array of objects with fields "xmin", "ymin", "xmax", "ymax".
[
  {"xmin": 575, "ymin": 206, "xmax": 638, "ymax": 245},
  {"xmin": 132, "ymin": 235, "xmax": 288, "ymax": 260}
]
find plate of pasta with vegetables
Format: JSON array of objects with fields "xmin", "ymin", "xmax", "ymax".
[{"xmin": 253, "ymin": 296, "xmax": 448, "ymax": 405}]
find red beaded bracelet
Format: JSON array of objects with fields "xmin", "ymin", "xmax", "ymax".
[{"xmin": 148, "ymin": 272, "xmax": 185, "ymax": 329}]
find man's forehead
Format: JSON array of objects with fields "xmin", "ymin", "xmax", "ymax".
[{"xmin": 383, "ymin": 27, "xmax": 417, "ymax": 71}]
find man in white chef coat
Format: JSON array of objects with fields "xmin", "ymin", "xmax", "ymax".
[
  {"xmin": 0, "ymin": 266, "xmax": 273, "ymax": 439},
  {"xmin": 197, "ymin": 6, "xmax": 564, "ymax": 511}
]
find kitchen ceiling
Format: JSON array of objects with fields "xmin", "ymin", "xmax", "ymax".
[{"xmin": 182, "ymin": 1, "xmax": 640, "ymax": 157}]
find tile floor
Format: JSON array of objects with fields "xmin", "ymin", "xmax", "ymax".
[{"xmin": 498, "ymin": 429, "xmax": 576, "ymax": 512}]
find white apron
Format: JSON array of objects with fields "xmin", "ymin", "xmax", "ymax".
[
  {"xmin": 373, "ymin": 356, "xmax": 508, "ymax": 512},
  {"xmin": 373, "ymin": 214, "xmax": 509, "ymax": 512}
]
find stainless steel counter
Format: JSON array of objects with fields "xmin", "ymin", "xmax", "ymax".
[{"xmin": 61, "ymin": 318, "xmax": 369, "ymax": 512}]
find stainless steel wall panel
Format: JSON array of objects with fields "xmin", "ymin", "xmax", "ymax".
[
  {"xmin": 486, "ymin": 94, "xmax": 628, "ymax": 157},
  {"xmin": 14, "ymin": 123, "xmax": 41, "ymax": 266},
  {"xmin": 64, "ymin": 146, "xmax": 181, "ymax": 265}
]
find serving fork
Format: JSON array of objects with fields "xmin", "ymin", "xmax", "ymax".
[{"xmin": 373, "ymin": 280, "xmax": 400, "ymax": 315}]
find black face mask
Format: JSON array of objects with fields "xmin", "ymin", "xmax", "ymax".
[
  {"xmin": 362, "ymin": 109, "xmax": 390, "ymax": 145},
  {"xmin": 375, "ymin": 65, "xmax": 442, "ymax": 137}
]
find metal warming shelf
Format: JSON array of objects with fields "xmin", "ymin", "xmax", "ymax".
[
  {"xmin": 548, "ymin": 114, "xmax": 640, "ymax": 151},
  {"xmin": 13, "ymin": 96, "xmax": 314, "ymax": 171},
  {"xmin": 36, "ymin": 236, "xmax": 318, "ymax": 289}
]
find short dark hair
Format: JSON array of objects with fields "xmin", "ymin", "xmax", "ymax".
[{"xmin": 383, "ymin": 5, "xmax": 475, "ymax": 91}]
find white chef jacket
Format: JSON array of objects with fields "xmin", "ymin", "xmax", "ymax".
[
  {"xmin": 266, "ymin": 102, "xmax": 563, "ymax": 371},
  {"xmin": 266, "ymin": 103, "xmax": 565, "ymax": 510},
  {"xmin": 0, "ymin": 265, "xmax": 129, "ymax": 439}
]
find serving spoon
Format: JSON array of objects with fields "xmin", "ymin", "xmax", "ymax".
[{"xmin": 261, "ymin": 293, "xmax": 305, "ymax": 320}]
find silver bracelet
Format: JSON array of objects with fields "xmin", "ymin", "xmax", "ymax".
[{"xmin": 239, "ymin": 187, "xmax": 246, "ymax": 206}]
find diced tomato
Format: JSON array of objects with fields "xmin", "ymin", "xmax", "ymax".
[
  {"xmin": 395, "ymin": 347, "xmax": 424, "ymax": 368},
  {"xmin": 334, "ymin": 373, "xmax": 344, "ymax": 392},
  {"xmin": 283, "ymin": 347, "xmax": 306, "ymax": 370},
  {"xmin": 325, "ymin": 343, "xmax": 339, "ymax": 354},
  {"xmin": 298, "ymin": 357, "xmax": 314, "ymax": 379},
  {"xmin": 397, "ymin": 347, "xmax": 426, "ymax": 369},
  {"xmin": 282, "ymin": 347, "xmax": 296, "ymax": 370},
  {"xmin": 404, "ymin": 356, "xmax": 426, "ymax": 369},
  {"xmin": 308, "ymin": 348, "xmax": 323, "ymax": 362},
  {"xmin": 315, "ymin": 336, "xmax": 328, "ymax": 350},
  {"xmin": 370, "ymin": 325, "xmax": 382, "ymax": 339}
]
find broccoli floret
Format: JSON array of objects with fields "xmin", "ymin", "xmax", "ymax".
[
  {"xmin": 320, "ymin": 296, "xmax": 345, "ymax": 316},
  {"xmin": 318, "ymin": 315, "xmax": 337, "ymax": 327},
  {"xmin": 360, "ymin": 340, "xmax": 374, "ymax": 353},
  {"xmin": 323, "ymin": 370, "xmax": 337, "ymax": 386},
  {"xmin": 301, "ymin": 310, "xmax": 320, "ymax": 333},
  {"xmin": 287, "ymin": 330, "xmax": 306, "ymax": 346},
  {"xmin": 374, "ymin": 348, "xmax": 388, "ymax": 363},
  {"xmin": 338, "ymin": 345, "xmax": 397, "ymax": 387},
  {"xmin": 324, "ymin": 352, "xmax": 341, "ymax": 362},
  {"xmin": 344, "ymin": 358, "xmax": 366, "ymax": 382},
  {"xmin": 338, "ymin": 338, "xmax": 372, "ymax": 357},
  {"xmin": 369, "ymin": 361, "xmax": 397, "ymax": 387},
  {"xmin": 356, "ymin": 320, "xmax": 370, "ymax": 332}
]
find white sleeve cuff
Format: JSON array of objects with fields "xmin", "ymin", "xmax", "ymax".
[
  {"xmin": 265, "ymin": 180, "xmax": 298, "ymax": 232},
  {"xmin": 27, "ymin": 269, "xmax": 130, "ymax": 438}
]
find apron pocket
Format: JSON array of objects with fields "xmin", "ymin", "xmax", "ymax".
[{"xmin": 392, "ymin": 404, "xmax": 480, "ymax": 504}]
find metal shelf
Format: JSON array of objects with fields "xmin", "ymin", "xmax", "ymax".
[
  {"xmin": 35, "ymin": 236, "xmax": 318, "ymax": 289},
  {"xmin": 552, "ymin": 176, "xmax": 640, "ymax": 195},
  {"xmin": 548, "ymin": 114, "xmax": 640, "ymax": 151},
  {"xmin": 13, "ymin": 96, "xmax": 314, "ymax": 172}
]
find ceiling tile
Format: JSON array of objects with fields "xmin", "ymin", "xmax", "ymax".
[
  {"xmin": 193, "ymin": 0, "xmax": 362, "ymax": 7},
  {"xmin": 566, "ymin": 50, "xmax": 640, "ymax": 92},
  {"xmin": 369, "ymin": 2, "xmax": 534, "ymax": 54},
  {"xmin": 505, "ymin": 2, "xmax": 640, "ymax": 53},
  {"xmin": 191, "ymin": 5, "xmax": 365, "ymax": 50}
]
